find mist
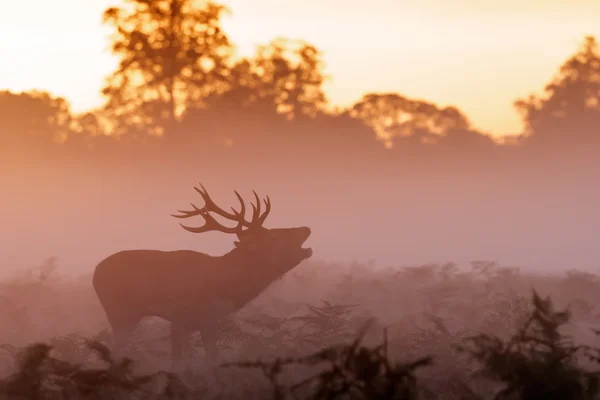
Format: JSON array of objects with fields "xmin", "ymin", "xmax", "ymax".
[{"xmin": 4, "ymin": 143, "xmax": 599, "ymax": 278}]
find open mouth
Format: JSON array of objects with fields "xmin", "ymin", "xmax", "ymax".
[
  {"xmin": 300, "ymin": 238, "xmax": 313, "ymax": 258},
  {"xmin": 301, "ymin": 247, "xmax": 313, "ymax": 257}
]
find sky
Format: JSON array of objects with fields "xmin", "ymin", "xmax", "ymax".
[{"xmin": 1, "ymin": 0, "xmax": 599, "ymax": 137}]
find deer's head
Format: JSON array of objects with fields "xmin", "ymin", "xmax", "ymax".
[{"xmin": 172, "ymin": 185, "xmax": 312, "ymax": 272}]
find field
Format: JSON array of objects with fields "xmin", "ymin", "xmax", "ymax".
[
  {"xmin": 1, "ymin": 258, "xmax": 599, "ymax": 399},
  {"xmin": 2, "ymin": 4, "xmax": 599, "ymax": 398}
]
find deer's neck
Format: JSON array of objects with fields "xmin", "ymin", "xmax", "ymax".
[{"xmin": 217, "ymin": 248, "xmax": 280, "ymax": 309}]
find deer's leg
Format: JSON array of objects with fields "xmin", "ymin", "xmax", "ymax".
[
  {"xmin": 107, "ymin": 315, "xmax": 140, "ymax": 361},
  {"xmin": 170, "ymin": 322, "xmax": 190, "ymax": 373},
  {"xmin": 199, "ymin": 322, "xmax": 218, "ymax": 367}
]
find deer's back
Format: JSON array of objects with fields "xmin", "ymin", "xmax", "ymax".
[{"xmin": 93, "ymin": 249, "xmax": 218, "ymax": 306}]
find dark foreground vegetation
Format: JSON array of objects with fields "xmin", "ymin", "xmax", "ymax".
[{"xmin": 2, "ymin": 259, "xmax": 600, "ymax": 399}]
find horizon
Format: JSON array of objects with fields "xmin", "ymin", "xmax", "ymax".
[{"xmin": 2, "ymin": 0, "xmax": 600, "ymax": 137}]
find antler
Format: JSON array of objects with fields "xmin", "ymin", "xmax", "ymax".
[
  {"xmin": 248, "ymin": 190, "xmax": 271, "ymax": 229},
  {"xmin": 172, "ymin": 184, "xmax": 271, "ymax": 234}
]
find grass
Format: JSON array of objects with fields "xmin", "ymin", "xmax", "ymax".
[{"xmin": 1, "ymin": 259, "xmax": 600, "ymax": 399}]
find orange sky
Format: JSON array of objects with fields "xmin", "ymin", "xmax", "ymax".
[{"xmin": 1, "ymin": 0, "xmax": 599, "ymax": 136}]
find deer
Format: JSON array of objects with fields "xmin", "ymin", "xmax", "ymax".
[{"xmin": 92, "ymin": 184, "xmax": 313, "ymax": 371}]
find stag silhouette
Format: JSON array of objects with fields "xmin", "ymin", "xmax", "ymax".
[{"xmin": 93, "ymin": 184, "xmax": 313, "ymax": 370}]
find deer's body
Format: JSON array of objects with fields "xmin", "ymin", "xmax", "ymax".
[{"xmin": 93, "ymin": 185, "xmax": 312, "ymax": 370}]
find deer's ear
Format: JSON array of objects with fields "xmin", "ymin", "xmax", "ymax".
[{"xmin": 234, "ymin": 241, "xmax": 241, "ymax": 248}]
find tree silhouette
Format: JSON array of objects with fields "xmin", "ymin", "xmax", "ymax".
[
  {"xmin": 0, "ymin": 90, "xmax": 73, "ymax": 149},
  {"xmin": 249, "ymin": 38, "xmax": 328, "ymax": 120},
  {"xmin": 180, "ymin": 38, "xmax": 330, "ymax": 147},
  {"xmin": 73, "ymin": 112, "xmax": 105, "ymax": 138},
  {"xmin": 515, "ymin": 35, "xmax": 600, "ymax": 146},
  {"xmin": 101, "ymin": 0, "xmax": 233, "ymax": 138},
  {"xmin": 200, "ymin": 38, "xmax": 328, "ymax": 119},
  {"xmin": 5, "ymin": 0, "xmax": 599, "ymax": 162},
  {"xmin": 350, "ymin": 93, "xmax": 478, "ymax": 148}
]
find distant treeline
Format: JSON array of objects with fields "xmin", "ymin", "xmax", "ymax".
[{"xmin": 2, "ymin": 0, "xmax": 600, "ymax": 165}]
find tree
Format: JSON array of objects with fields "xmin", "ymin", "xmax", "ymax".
[
  {"xmin": 0, "ymin": 90, "xmax": 73, "ymax": 149},
  {"xmin": 252, "ymin": 38, "xmax": 328, "ymax": 119},
  {"xmin": 101, "ymin": 0, "xmax": 233, "ymax": 137},
  {"xmin": 514, "ymin": 35, "xmax": 600, "ymax": 145},
  {"xmin": 202, "ymin": 38, "xmax": 328, "ymax": 120},
  {"xmin": 350, "ymin": 93, "xmax": 474, "ymax": 148},
  {"xmin": 72, "ymin": 111, "xmax": 106, "ymax": 138}
]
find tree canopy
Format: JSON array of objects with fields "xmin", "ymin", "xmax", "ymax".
[
  {"xmin": 1, "ymin": 2, "xmax": 598, "ymax": 159},
  {"xmin": 101, "ymin": 0, "xmax": 232, "ymax": 136},
  {"xmin": 514, "ymin": 36, "xmax": 600, "ymax": 146}
]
